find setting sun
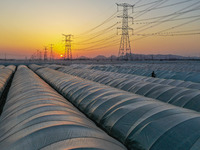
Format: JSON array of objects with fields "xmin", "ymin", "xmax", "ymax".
[{"xmin": 60, "ymin": 54, "xmax": 63, "ymax": 58}]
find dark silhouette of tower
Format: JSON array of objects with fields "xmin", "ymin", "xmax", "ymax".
[
  {"xmin": 117, "ymin": 3, "xmax": 134, "ymax": 60},
  {"xmin": 44, "ymin": 46, "xmax": 48, "ymax": 61},
  {"xmin": 50, "ymin": 44, "xmax": 54, "ymax": 61},
  {"xmin": 63, "ymin": 34, "xmax": 73, "ymax": 60}
]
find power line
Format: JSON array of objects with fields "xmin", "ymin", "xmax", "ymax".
[
  {"xmin": 134, "ymin": 32, "xmax": 200, "ymax": 36},
  {"xmin": 74, "ymin": 39, "xmax": 119, "ymax": 52},
  {"xmin": 73, "ymin": 1, "xmax": 200, "ymax": 54},
  {"xmin": 44, "ymin": 1, "xmax": 200, "ymax": 56},
  {"xmin": 75, "ymin": 23, "xmax": 118, "ymax": 43},
  {"xmin": 74, "ymin": 35, "xmax": 119, "ymax": 51},
  {"xmin": 133, "ymin": 3, "xmax": 200, "ymax": 34},
  {"xmin": 76, "ymin": 11, "xmax": 119, "ymax": 37},
  {"xmin": 133, "ymin": 16, "xmax": 200, "ymax": 41},
  {"xmin": 134, "ymin": 0, "xmax": 198, "ymax": 13},
  {"xmin": 135, "ymin": 0, "xmax": 167, "ymax": 8},
  {"xmin": 134, "ymin": 0, "xmax": 143, "ymax": 6},
  {"xmin": 134, "ymin": 14, "xmax": 200, "ymax": 24},
  {"xmin": 133, "ymin": 0, "xmax": 169, "ymax": 19},
  {"xmin": 74, "ymin": 33, "xmax": 117, "ymax": 46}
]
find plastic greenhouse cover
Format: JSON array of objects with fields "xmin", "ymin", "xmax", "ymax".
[
  {"xmin": 29, "ymin": 65, "xmax": 200, "ymax": 150},
  {"xmin": 60, "ymin": 66, "xmax": 200, "ymax": 90},
  {"xmin": 0, "ymin": 66, "xmax": 15, "ymax": 101},
  {"xmin": 90, "ymin": 65, "xmax": 200, "ymax": 83},
  {"xmin": 49, "ymin": 66, "xmax": 200, "ymax": 112},
  {"xmin": 0, "ymin": 66, "xmax": 126, "ymax": 150}
]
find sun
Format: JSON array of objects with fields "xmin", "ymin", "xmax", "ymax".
[{"xmin": 60, "ymin": 54, "xmax": 63, "ymax": 58}]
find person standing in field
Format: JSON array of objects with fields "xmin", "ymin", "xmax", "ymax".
[{"xmin": 151, "ymin": 71, "xmax": 156, "ymax": 78}]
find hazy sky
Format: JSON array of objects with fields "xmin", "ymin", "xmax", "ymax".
[{"xmin": 0, "ymin": 0, "xmax": 200, "ymax": 59}]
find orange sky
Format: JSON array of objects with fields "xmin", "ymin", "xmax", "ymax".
[{"xmin": 0, "ymin": 0, "xmax": 200, "ymax": 59}]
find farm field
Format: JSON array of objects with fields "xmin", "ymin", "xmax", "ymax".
[
  {"xmin": 0, "ymin": 61, "xmax": 200, "ymax": 150},
  {"xmin": 1, "ymin": 0, "xmax": 200, "ymax": 149}
]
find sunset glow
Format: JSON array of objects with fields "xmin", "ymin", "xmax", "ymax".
[{"xmin": 0, "ymin": 0, "xmax": 200, "ymax": 59}]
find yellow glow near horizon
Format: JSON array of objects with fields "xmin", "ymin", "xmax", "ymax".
[{"xmin": 0, "ymin": 0, "xmax": 200, "ymax": 59}]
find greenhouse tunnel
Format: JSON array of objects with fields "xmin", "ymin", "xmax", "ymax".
[
  {"xmin": 0, "ymin": 65, "xmax": 126, "ymax": 150},
  {"xmin": 45, "ymin": 65, "xmax": 200, "ymax": 112},
  {"xmin": 0, "ymin": 65, "xmax": 16, "ymax": 115},
  {"xmin": 30, "ymin": 64, "xmax": 200, "ymax": 150},
  {"xmin": 47, "ymin": 64, "xmax": 200, "ymax": 90},
  {"xmin": 89, "ymin": 65, "xmax": 200, "ymax": 83}
]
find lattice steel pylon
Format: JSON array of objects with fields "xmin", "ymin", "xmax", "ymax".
[
  {"xmin": 44, "ymin": 46, "xmax": 48, "ymax": 61},
  {"xmin": 117, "ymin": 3, "xmax": 134, "ymax": 60},
  {"xmin": 50, "ymin": 44, "xmax": 54, "ymax": 61},
  {"xmin": 62, "ymin": 34, "xmax": 73, "ymax": 60}
]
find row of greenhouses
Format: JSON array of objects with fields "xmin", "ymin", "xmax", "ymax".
[
  {"xmin": 29, "ymin": 64, "xmax": 200, "ymax": 150},
  {"xmin": 90, "ymin": 62, "xmax": 200, "ymax": 73},
  {"xmin": 0, "ymin": 66, "xmax": 125, "ymax": 150},
  {"xmin": 45, "ymin": 65, "xmax": 200, "ymax": 90},
  {"xmin": 1, "ymin": 63, "xmax": 200, "ymax": 150},
  {"xmin": 44, "ymin": 65, "xmax": 200, "ymax": 112},
  {"xmin": 88, "ymin": 65, "xmax": 200, "ymax": 83},
  {"xmin": 45, "ymin": 64, "xmax": 200, "ymax": 90}
]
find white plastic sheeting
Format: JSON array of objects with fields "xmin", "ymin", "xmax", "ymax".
[
  {"xmin": 119, "ymin": 62, "xmax": 200, "ymax": 73},
  {"xmin": 89, "ymin": 65, "xmax": 200, "ymax": 83},
  {"xmin": 30, "ymin": 64, "xmax": 200, "ymax": 150},
  {"xmin": 5, "ymin": 65, "xmax": 16, "ymax": 72},
  {"xmin": 0, "ymin": 66, "xmax": 126, "ymax": 150},
  {"xmin": 45, "ymin": 65, "xmax": 200, "ymax": 112},
  {"xmin": 48, "ymin": 64, "xmax": 200, "ymax": 90},
  {"xmin": 0, "ymin": 65, "xmax": 15, "ymax": 101}
]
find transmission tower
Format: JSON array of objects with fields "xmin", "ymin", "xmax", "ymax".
[
  {"xmin": 62, "ymin": 34, "xmax": 73, "ymax": 60},
  {"xmin": 117, "ymin": 3, "xmax": 134, "ymax": 60},
  {"xmin": 36, "ymin": 49, "xmax": 40, "ymax": 60},
  {"xmin": 39, "ymin": 51, "xmax": 42, "ymax": 60},
  {"xmin": 50, "ymin": 44, "xmax": 54, "ymax": 61},
  {"xmin": 44, "ymin": 46, "xmax": 48, "ymax": 61}
]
